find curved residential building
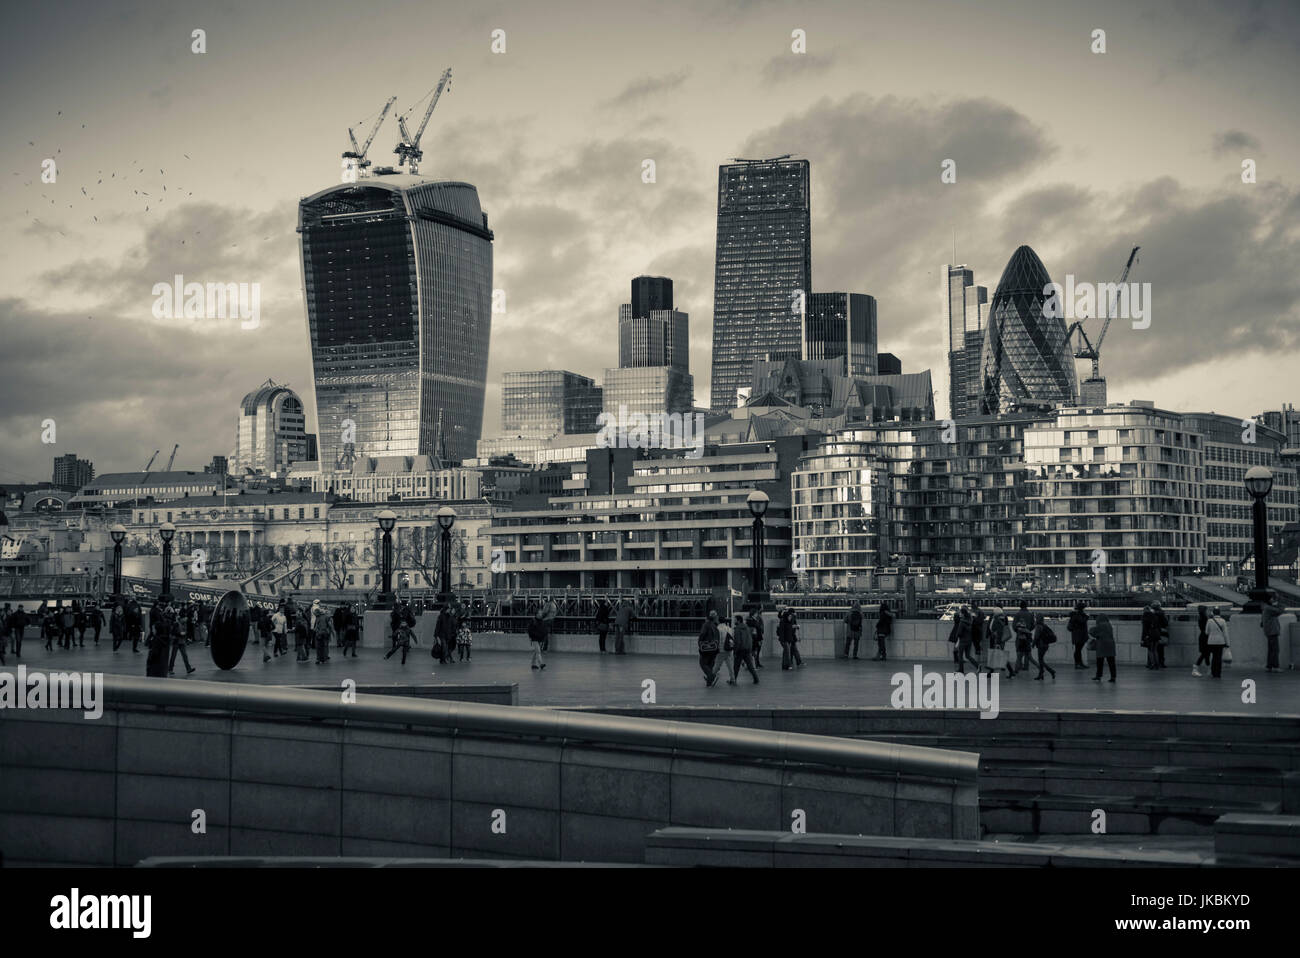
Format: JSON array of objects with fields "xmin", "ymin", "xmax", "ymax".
[
  {"xmin": 979, "ymin": 245, "xmax": 1077, "ymax": 415},
  {"xmin": 232, "ymin": 379, "xmax": 309, "ymax": 475},
  {"xmin": 299, "ymin": 174, "xmax": 494, "ymax": 468}
]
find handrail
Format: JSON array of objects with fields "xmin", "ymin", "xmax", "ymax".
[{"xmin": 94, "ymin": 674, "xmax": 979, "ymax": 782}]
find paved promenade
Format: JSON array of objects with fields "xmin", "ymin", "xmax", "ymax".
[{"xmin": 6, "ymin": 639, "xmax": 1297, "ymax": 714}]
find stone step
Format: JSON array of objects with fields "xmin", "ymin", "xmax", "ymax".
[
  {"xmin": 980, "ymin": 790, "xmax": 1281, "ymax": 836},
  {"xmin": 978, "ymin": 762, "xmax": 1284, "ymax": 803}
]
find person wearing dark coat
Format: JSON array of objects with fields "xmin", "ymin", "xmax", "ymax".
[
  {"xmin": 1068, "ymin": 601, "xmax": 1089, "ymax": 668},
  {"xmin": 698, "ymin": 611, "xmax": 722, "ymax": 686},
  {"xmin": 110, "ymin": 602, "xmax": 127, "ymax": 651},
  {"xmin": 436, "ymin": 603, "xmax": 460, "ymax": 665},
  {"xmin": 730, "ymin": 614, "xmax": 759, "ymax": 684},
  {"xmin": 874, "ymin": 601, "xmax": 893, "ymax": 661},
  {"xmin": 843, "ymin": 600, "xmax": 864, "ymax": 659},
  {"xmin": 747, "ymin": 609, "xmax": 765, "ymax": 668},
  {"xmin": 778, "ymin": 609, "xmax": 804, "ymax": 669},
  {"xmin": 950, "ymin": 606, "xmax": 978, "ymax": 673},
  {"xmin": 594, "ymin": 599, "xmax": 612, "ymax": 653},
  {"xmin": 1262, "ymin": 598, "xmax": 1283, "ymax": 672},
  {"xmin": 1089, "ymin": 613, "xmax": 1117, "ymax": 682},
  {"xmin": 146, "ymin": 598, "xmax": 174, "ymax": 677},
  {"xmin": 1193, "ymin": 605, "xmax": 1211, "ymax": 676},
  {"xmin": 1032, "ymin": 613, "xmax": 1057, "ymax": 680}
]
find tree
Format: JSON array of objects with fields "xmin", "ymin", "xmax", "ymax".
[
  {"xmin": 324, "ymin": 544, "xmax": 355, "ymax": 590},
  {"xmin": 398, "ymin": 525, "xmax": 468, "ymax": 591}
]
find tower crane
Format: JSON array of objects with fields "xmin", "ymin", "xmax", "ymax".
[
  {"xmin": 140, "ymin": 450, "xmax": 159, "ymax": 473},
  {"xmin": 394, "ymin": 68, "xmax": 452, "ymax": 174},
  {"xmin": 165, "ymin": 443, "xmax": 179, "ymax": 472},
  {"xmin": 342, "ymin": 96, "xmax": 396, "ymax": 178},
  {"xmin": 1067, "ymin": 245, "xmax": 1140, "ymax": 405}
]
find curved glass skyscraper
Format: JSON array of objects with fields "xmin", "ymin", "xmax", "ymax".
[
  {"xmin": 980, "ymin": 245, "xmax": 1077, "ymax": 415},
  {"xmin": 299, "ymin": 174, "xmax": 493, "ymax": 467}
]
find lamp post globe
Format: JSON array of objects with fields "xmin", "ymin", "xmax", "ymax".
[
  {"xmin": 1243, "ymin": 466, "xmax": 1275, "ymax": 610},
  {"xmin": 436, "ymin": 506, "xmax": 457, "ymax": 531},
  {"xmin": 746, "ymin": 490, "xmax": 769, "ymax": 519},
  {"xmin": 436, "ymin": 506, "xmax": 457, "ymax": 602},
  {"xmin": 745, "ymin": 489, "xmax": 770, "ymax": 611},
  {"xmin": 376, "ymin": 510, "xmax": 398, "ymax": 608}
]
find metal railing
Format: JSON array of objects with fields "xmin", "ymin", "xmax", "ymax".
[{"xmin": 92, "ymin": 674, "xmax": 979, "ymax": 781}]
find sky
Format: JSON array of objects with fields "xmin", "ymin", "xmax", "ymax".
[{"xmin": 2, "ymin": 0, "xmax": 1298, "ymax": 484}]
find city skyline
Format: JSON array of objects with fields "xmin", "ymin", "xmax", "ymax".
[{"xmin": 3, "ymin": 0, "xmax": 1300, "ymax": 482}]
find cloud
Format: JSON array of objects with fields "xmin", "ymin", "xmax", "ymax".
[
  {"xmin": 761, "ymin": 52, "xmax": 834, "ymax": 84},
  {"xmin": 1211, "ymin": 129, "xmax": 1262, "ymax": 157},
  {"xmin": 601, "ymin": 71, "xmax": 690, "ymax": 109}
]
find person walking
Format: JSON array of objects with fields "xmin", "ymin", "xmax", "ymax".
[
  {"xmin": 730, "ymin": 613, "xmax": 759, "ymax": 685},
  {"xmin": 385, "ymin": 621, "xmax": 414, "ymax": 665},
  {"xmin": 1013, "ymin": 600, "xmax": 1035, "ymax": 675},
  {"xmin": 527, "ymin": 610, "xmax": 548, "ymax": 671},
  {"xmin": 539, "ymin": 598, "xmax": 558, "ymax": 653},
  {"xmin": 969, "ymin": 601, "xmax": 985, "ymax": 661},
  {"xmin": 717, "ymin": 617, "xmax": 737, "ymax": 685},
  {"xmin": 951, "ymin": 605, "xmax": 979, "ymax": 673},
  {"xmin": 1206, "ymin": 607, "xmax": 1230, "ymax": 678},
  {"xmin": 1262, "ymin": 596, "xmax": 1283, "ymax": 673},
  {"xmin": 986, "ymin": 605, "xmax": 1011, "ymax": 677},
  {"xmin": 436, "ymin": 602, "xmax": 459, "ymax": 666},
  {"xmin": 697, "ymin": 610, "xmax": 722, "ymax": 686},
  {"xmin": 457, "ymin": 619, "xmax": 472, "ymax": 661},
  {"xmin": 1032, "ymin": 613, "xmax": 1057, "ymax": 680},
  {"xmin": 778, "ymin": 608, "xmax": 804, "ymax": 670},
  {"xmin": 73, "ymin": 600, "xmax": 87, "ymax": 647},
  {"xmin": 340, "ymin": 604, "xmax": 360, "ymax": 657},
  {"xmin": 1153, "ymin": 601, "xmax": 1170, "ymax": 669},
  {"xmin": 269, "ymin": 604, "xmax": 287, "ymax": 663},
  {"xmin": 126, "ymin": 598, "xmax": 143, "ymax": 653},
  {"xmin": 874, "ymin": 600, "xmax": 893, "ymax": 661},
  {"xmin": 168, "ymin": 605, "xmax": 197, "ymax": 676},
  {"xmin": 844, "ymin": 600, "xmax": 864, "ymax": 659},
  {"xmin": 747, "ymin": 608, "xmax": 766, "ymax": 668},
  {"xmin": 146, "ymin": 597, "xmax": 174, "ymax": 678},
  {"xmin": 90, "ymin": 600, "xmax": 104, "ymax": 646},
  {"xmin": 614, "ymin": 598, "xmax": 634, "ymax": 655},
  {"xmin": 594, "ymin": 599, "xmax": 612, "ymax": 653},
  {"xmin": 1068, "ymin": 601, "xmax": 1089, "ymax": 669},
  {"xmin": 312, "ymin": 601, "xmax": 334, "ymax": 664},
  {"xmin": 8, "ymin": 604, "xmax": 27, "ymax": 658},
  {"xmin": 1192, "ymin": 605, "xmax": 1211, "ymax": 677},
  {"xmin": 60, "ymin": 603, "xmax": 76, "ymax": 649},
  {"xmin": 1089, "ymin": 612, "xmax": 1116, "ymax": 682}
]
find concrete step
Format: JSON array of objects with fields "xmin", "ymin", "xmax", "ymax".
[
  {"xmin": 980, "ymin": 790, "xmax": 1281, "ymax": 836},
  {"xmin": 978, "ymin": 762, "xmax": 1285, "ymax": 804}
]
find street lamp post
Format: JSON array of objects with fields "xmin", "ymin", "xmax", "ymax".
[
  {"xmin": 377, "ymin": 509, "xmax": 397, "ymax": 608},
  {"xmin": 746, "ymin": 490, "xmax": 770, "ymax": 609},
  {"xmin": 1244, "ymin": 466, "xmax": 1274, "ymax": 612},
  {"xmin": 110, "ymin": 523, "xmax": 126, "ymax": 597},
  {"xmin": 158, "ymin": 521, "xmax": 176, "ymax": 598},
  {"xmin": 437, "ymin": 506, "xmax": 457, "ymax": 603}
]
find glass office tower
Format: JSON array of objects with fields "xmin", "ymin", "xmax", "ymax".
[
  {"xmin": 299, "ymin": 174, "xmax": 494, "ymax": 467},
  {"xmin": 501, "ymin": 370, "xmax": 603, "ymax": 436},
  {"xmin": 710, "ymin": 158, "xmax": 812, "ymax": 411},
  {"xmin": 980, "ymin": 245, "xmax": 1078, "ymax": 415},
  {"xmin": 806, "ymin": 292, "xmax": 878, "ymax": 376}
]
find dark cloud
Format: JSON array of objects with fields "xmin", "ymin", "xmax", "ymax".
[
  {"xmin": 601, "ymin": 71, "xmax": 690, "ymax": 109},
  {"xmin": 760, "ymin": 52, "xmax": 834, "ymax": 84},
  {"xmin": 1211, "ymin": 129, "xmax": 1263, "ymax": 157}
]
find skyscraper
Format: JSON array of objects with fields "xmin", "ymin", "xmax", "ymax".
[
  {"xmin": 710, "ymin": 157, "xmax": 812, "ymax": 411},
  {"xmin": 980, "ymin": 246, "xmax": 1078, "ymax": 415},
  {"xmin": 608, "ymin": 276, "xmax": 694, "ymax": 418},
  {"xmin": 299, "ymin": 174, "xmax": 494, "ymax": 467},
  {"xmin": 52, "ymin": 454, "xmax": 94, "ymax": 491},
  {"xmin": 806, "ymin": 292, "xmax": 878, "ymax": 376},
  {"xmin": 502, "ymin": 371, "xmax": 603, "ymax": 437},
  {"xmin": 231, "ymin": 379, "xmax": 310, "ymax": 475},
  {"xmin": 946, "ymin": 266, "xmax": 987, "ymax": 419}
]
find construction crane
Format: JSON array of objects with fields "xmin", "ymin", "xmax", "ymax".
[
  {"xmin": 140, "ymin": 450, "xmax": 159, "ymax": 473},
  {"xmin": 1067, "ymin": 245, "xmax": 1140, "ymax": 406},
  {"xmin": 394, "ymin": 68, "xmax": 452, "ymax": 174},
  {"xmin": 342, "ymin": 95, "xmax": 396, "ymax": 178},
  {"xmin": 164, "ymin": 443, "xmax": 179, "ymax": 472},
  {"xmin": 729, "ymin": 154, "xmax": 794, "ymax": 163}
]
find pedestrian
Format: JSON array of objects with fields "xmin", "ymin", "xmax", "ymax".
[
  {"xmin": 109, "ymin": 602, "xmax": 126, "ymax": 651},
  {"xmin": 1192, "ymin": 605, "xmax": 1211, "ymax": 677},
  {"xmin": 333, "ymin": 603, "xmax": 347, "ymax": 649},
  {"xmin": 844, "ymin": 600, "xmax": 864, "ymax": 659},
  {"xmin": 1013, "ymin": 600, "xmax": 1035, "ymax": 674},
  {"xmin": 730, "ymin": 613, "xmax": 759, "ymax": 685},
  {"xmin": 594, "ymin": 598, "xmax": 612, "ymax": 653},
  {"xmin": 312, "ymin": 601, "xmax": 334, "ymax": 664},
  {"xmin": 614, "ymin": 598, "xmax": 634, "ymax": 654},
  {"xmin": 8, "ymin": 604, "xmax": 27, "ymax": 658},
  {"xmin": 457, "ymin": 619, "xmax": 472, "ymax": 661},
  {"xmin": 269, "ymin": 604, "xmax": 287, "ymax": 662},
  {"xmin": 73, "ymin": 600, "xmax": 87, "ymax": 647},
  {"xmin": 1262, "ymin": 596, "xmax": 1283, "ymax": 673},
  {"xmin": 1153, "ymin": 601, "xmax": 1169, "ymax": 668},
  {"xmin": 951, "ymin": 605, "xmax": 979, "ymax": 673},
  {"xmin": 717, "ymin": 616, "xmax": 737, "ymax": 685},
  {"xmin": 146, "ymin": 597, "xmax": 174, "ymax": 678},
  {"xmin": 539, "ymin": 598, "xmax": 557, "ymax": 653},
  {"xmin": 385, "ymin": 621, "xmax": 414, "ymax": 665},
  {"xmin": 127, "ymin": 598, "xmax": 143, "ymax": 653},
  {"xmin": 195, "ymin": 604, "xmax": 209, "ymax": 647},
  {"xmin": 527, "ymin": 610, "xmax": 548, "ymax": 671},
  {"xmin": 90, "ymin": 600, "xmax": 104, "ymax": 645},
  {"xmin": 1089, "ymin": 612, "xmax": 1117, "ymax": 682},
  {"xmin": 986, "ymin": 605, "xmax": 1010, "ymax": 676},
  {"xmin": 783, "ymin": 608, "xmax": 804, "ymax": 669},
  {"xmin": 697, "ymin": 610, "xmax": 722, "ymax": 686},
  {"xmin": 1068, "ymin": 601, "xmax": 1089, "ymax": 669},
  {"xmin": 341, "ymin": 604, "xmax": 360, "ymax": 657},
  {"xmin": 436, "ymin": 602, "xmax": 459, "ymax": 665},
  {"xmin": 969, "ymin": 601, "xmax": 985, "ymax": 659},
  {"xmin": 168, "ymin": 605, "xmax": 196, "ymax": 676},
  {"xmin": 747, "ymin": 608, "xmax": 766, "ymax": 668},
  {"xmin": 1205, "ymin": 607, "xmax": 1230, "ymax": 678},
  {"xmin": 294, "ymin": 614, "xmax": 311, "ymax": 662},
  {"xmin": 43, "ymin": 607, "xmax": 57, "ymax": 651},
  {"xmin": 60, "ymin": 603, "xmax": 76, "ymax": 649},
  {"xmin": 874, "ymin": 600, "xmax": 893, "ymax": 661},
  {"xmin": 1032, "ymin": 613, "xmax": 1057, "ymax": 680}
]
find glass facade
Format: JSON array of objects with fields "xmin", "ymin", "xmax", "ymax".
[
  {"xmin": 630, "ymin": 275, "xmax": 673, "ymax": 318},
  {"xmin": 501, "ymin": 370, "xmax": 603, "ymax": 436},
  {"xmin": 233, "ymin": 380, "xmax": 309, "ymax": 474},
  {"xmin": 602, "ymin": 366, "xmax": 694, "ymax": 419},
  {"xmin": 618, "ymin": 305, "xmax": 690, "ymax": 370},
  {"xmin": 791, "ymin": 440, "xmax": 889, "ymax": 587},
  {"xmin": 299, "ymin": 175, "xmax": 494, "ymax": 467},
  {"xmin": 946, "ymin": 266, "xmax": 987, "ymax": 420},
  {"xmin": 806, "ymin": 292, "xmax": 877, "ymax": 376},
  {"xmin": 710, "ymin": 158, "xmax": 812, "ymax": 411},
  {"xmin": 980, "ymin": 246, "xmax": 1078, "ymax": 414}
]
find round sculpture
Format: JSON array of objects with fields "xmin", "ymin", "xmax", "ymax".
[{"xmin": 209, "ymin": 589, "xmax": 251, "ymax": 671}]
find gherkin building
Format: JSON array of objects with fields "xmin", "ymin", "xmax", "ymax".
[{"xmin": 979, "ymin": 245, "xmax": 1077, "ymax": 414}]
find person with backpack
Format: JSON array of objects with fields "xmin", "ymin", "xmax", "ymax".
[
  {"xmin": 747, "ymin": 608, "xmax": 766, "ymax": 668},
  {"xmin": 1205, "ymin": 607, "xmax": 1230, "ymax": 678},
  {"xmin": 874, "ymin": 600, "xmax": 893, "ymax": 661},
  {"xmin": 1068, "ymin": 601, "xmax": 1089, "ymax": 669},
  {"xmin": 527, "ymin": 610, "xmax": 548, "ymax": 671},
  {"xmin": 594, "ymin": 598, "xmax": 612, "ymax": 653},
  {"xmin": 1032, "ymin": 613, "xmax": 1057, "ymax": 680},
  {"xmin": 1012, "ymin": 600, "xmax": 1035, "ymax": 674},
  {"xmin": 844, "ymin": 600, "xmax": 864, "ymax": 659},
  {"xmin": 1089, "ymin": 612, "xmax": 1117, "ymax": 682},
  {"xmin": 730, "ymin": 613, "xmax": 759, "ymax": 685},
  {"xmin": 697, "ymin": 610, "xmax": 722, "ymax": 687}
]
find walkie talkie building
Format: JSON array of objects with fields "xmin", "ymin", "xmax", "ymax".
[{"xmin": 298, "ymin": 174, "xmax": 494, "ymax": 467}]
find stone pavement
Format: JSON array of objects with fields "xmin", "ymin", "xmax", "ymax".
[{"xmin": 6, "ymin": 637, "xmax": 1297, "ymax": 714}]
